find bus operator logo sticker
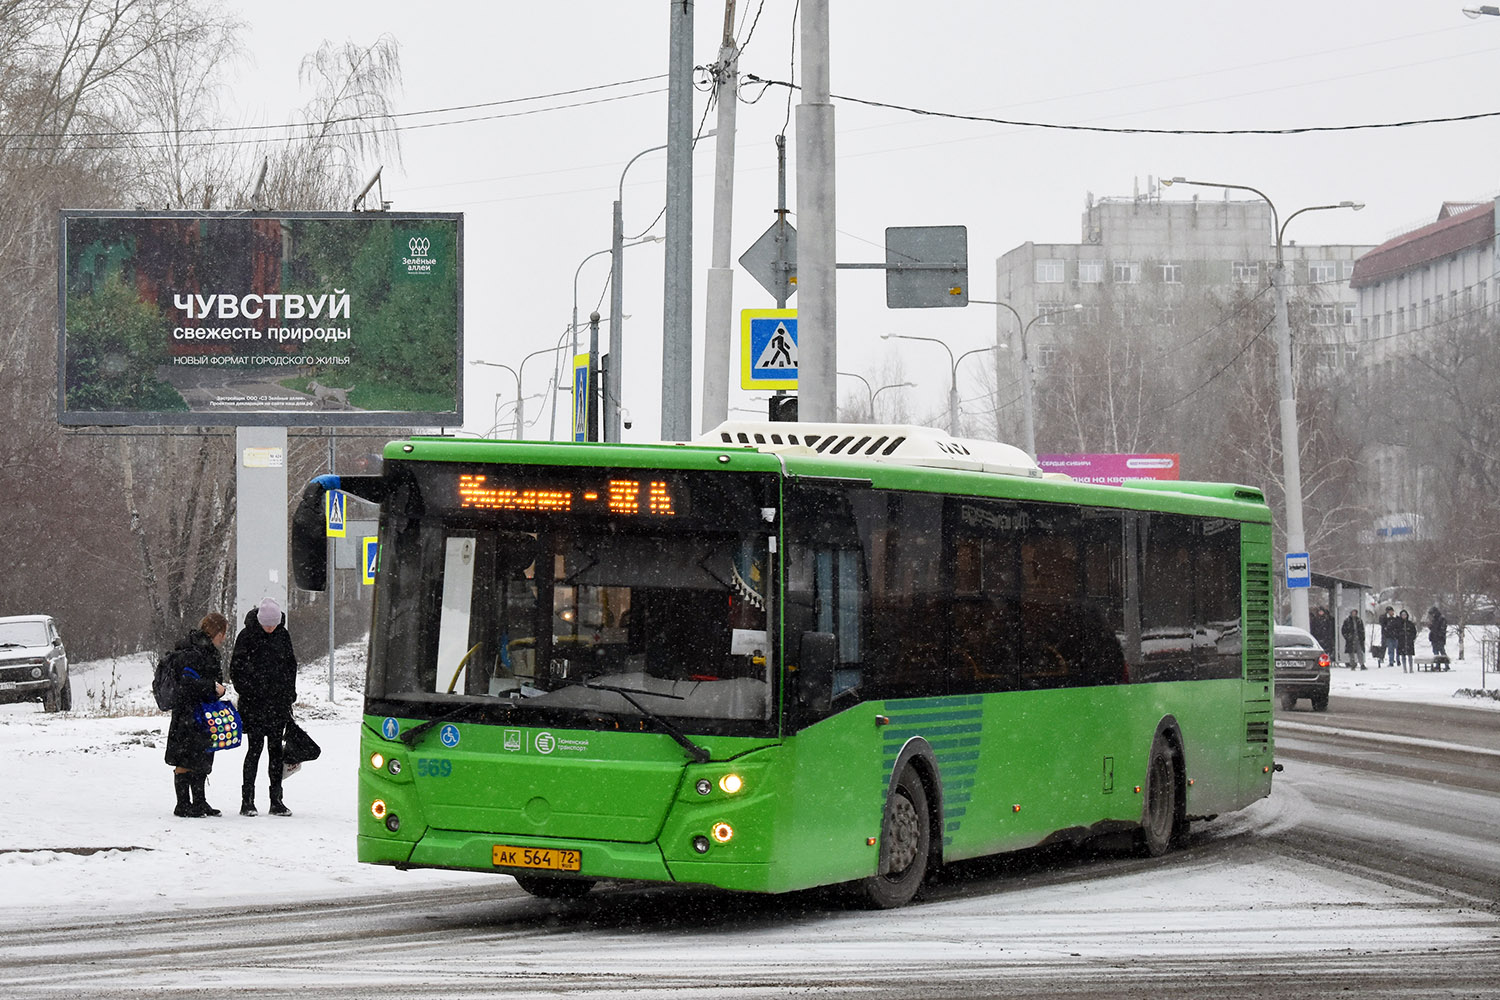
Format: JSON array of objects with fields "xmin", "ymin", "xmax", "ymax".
[
  {"xmin": 382, "ymin": 717, "xmax": 400, "ymax": 740},
  {"xmin": 504, "ymin": 729, "xmax": 523, "ymax": 752},
  {"xmin": 439, "ymin": 724, "xmax": 461, "ymax": 748},
  {"xmin": 535, "ymin": 732, "xmax": 556, "ymax": 755}
]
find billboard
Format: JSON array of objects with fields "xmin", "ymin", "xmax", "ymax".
[
  {"xmin": 1037, "ymin": 453, "xmax": 1180, "ymax": 486},
  {"xmin": 58, "ymin": 210, "xmax": 462, "ymax": 427}
]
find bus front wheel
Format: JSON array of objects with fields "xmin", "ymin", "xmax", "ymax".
[
  {"xmin": 859, "ymin": 766, "xmax": 931, "ymax": 909},
  {"xmin": 1137, "ymin": 735, "xmax": 1182, "ymax": 858}
]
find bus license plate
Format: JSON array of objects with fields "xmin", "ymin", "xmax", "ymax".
[{"xmin": 492, "ymin": 845, "xmax": 581, "ymax": 872}]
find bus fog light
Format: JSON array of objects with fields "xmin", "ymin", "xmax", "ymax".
[
  {"xmin": 695, "ymin": 778, "xmax": 712, "ymax": 796},
  {"xmin": 718, "ymin": 774, "xmax": 744, "ymax": 794},
  {"xmin": 692, "ymin": 836, "xmax": 711, "ymax": 854},
  {"xmin": 384, "ymin": 814, "xmax": 401, "ymax": 832},
  {"xmin": 712, "ymin": 822, "xmax": 734, "ymax": 844},
  {"xmin": 370, "ymin": 752, "xmax": 385, "ymax": 770},
  {"xmin": 371, "ymin": 799, "xmax": 388, "ymax": 819}
]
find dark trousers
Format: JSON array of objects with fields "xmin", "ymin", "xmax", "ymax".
[{"xmin": 242, "ymin": 722, "xmax": 287, "ymax": 801}]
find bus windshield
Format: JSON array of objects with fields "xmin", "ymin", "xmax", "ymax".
[{"xmin": 367, "ymin": 463, "xmax": 777, "ymax": 733}]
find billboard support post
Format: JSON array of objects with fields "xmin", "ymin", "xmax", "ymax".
[{"xmin": 235, "ymin": 426, "xmax": 289, "ymax": 636}]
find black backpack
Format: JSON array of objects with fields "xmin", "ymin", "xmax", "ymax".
[{"xmin": 152, "ymin": 652, "xmax": 199, "ymax": 712}]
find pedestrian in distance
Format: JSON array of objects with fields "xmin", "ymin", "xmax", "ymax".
[
  {"xmin": 231, "ymin": 598, "xmax": 298, "ymax": 817},
  {"xmin": 1428, "ymin": 606, "xmax": 1448, "ymax": 658},
  {"xmin": 164, "ymin": 612, "xmax": 229, "ymax": 818},
  {"xmin": 1310, "ymin": 606, "xmax": 1335, "ymax": 655},
  {"xmin": 1379, "ymin": 606, "xmax": 1399, "ymax": 668},
  {"xmin": 1341, "ymin": 609, "xmax": 1366, "ymax": 670},
  {"xmin": 1397, "ymin": 609, "xmax": 1417, "ymax": 672}
]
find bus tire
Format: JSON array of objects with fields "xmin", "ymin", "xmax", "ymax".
[
  {"xmin": 513, "ymin": 874, "xmax": 595, "ymax": 899},
  {"xmin": 859, "ymin": 765, "xmax": 931, "ymax": 909},
  {"xmin": 1137, "ymin": 734, "xmax": 1181, "ymax": 858}
]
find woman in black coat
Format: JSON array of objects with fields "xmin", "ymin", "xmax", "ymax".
[
  {"xmin": 164, "ymin": 612, "xmax": 229, "ymax": 817},
  {"xmin": 1397, "ymin": 609, "xmax": 1418, "ymax": 672},
  {"xmin": 231, "ymin": 599, "xmax": 299, "ymax": 817}
]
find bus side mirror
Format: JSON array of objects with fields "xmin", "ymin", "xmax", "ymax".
[
  {"xmin": 291, "ymin": 479, "xmax": 331, "ymax": 591},
  {"xmin": 796, "ymin": 631, "xmax": 837, "ymax": 716}
]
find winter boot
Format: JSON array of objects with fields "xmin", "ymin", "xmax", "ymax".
[
  {"xmin": 240, "ymin": 786, "xmax": 258, "ymax": 817},
  {"xmin": 173, "ymin": 772, "xmax": 194, "ymax": 817},
  {"xmin": 268, "ymin": 784, "xmax": 292, "ymax": 816},
  {"xmin": 190, "ymin": 774, "xmax": 221, "ymax": 817}
]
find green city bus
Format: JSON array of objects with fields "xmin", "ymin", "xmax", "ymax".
[{"xmin": 291, "ymin": 422, "xmax": 1274, "ymax": 907}]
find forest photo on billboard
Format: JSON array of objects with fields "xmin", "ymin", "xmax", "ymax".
[{"xmin": 58, "ymin": 211, "xmax": 463, "ymax": 426}]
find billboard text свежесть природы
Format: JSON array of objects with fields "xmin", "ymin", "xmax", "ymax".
[{"xmin": 57, "ymin": 210, "xmax": 462, "ymax": 427}]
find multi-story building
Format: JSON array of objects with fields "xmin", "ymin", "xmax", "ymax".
[
  {"xmin": 996, "ymin": 184, "xmax": 1373, "ymax": 382},
  {"xmin": 1348, "ymin": 199, "xmax": 1498, "ymax": 581}
]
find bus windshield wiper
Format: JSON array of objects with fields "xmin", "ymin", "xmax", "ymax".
[
  {"xmin": 582, "ymin": 680, "xmax": 711, "ymax": 764},
  {"xmin": 396, "ymin": 704, "xmax": 471, "ymax": 748}
]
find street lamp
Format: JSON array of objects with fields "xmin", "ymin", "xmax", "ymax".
[
  {"xmin": 837, "ymin": 371, "xmax": 915, "ymax": 422},
  {"xmin": 612, "ymin": 133, "xmax": 714, "ymax": 442},
  {"xmin": 472, "ymin": 341, "xmax": 570, "ymax": 441},
  {"xmin": 568, "ymin": 236, "xmax": 662, "ymax": 441},
  {"xmin": 880, "ymin": 334, "xmax": 995, "ymax": 435},
  {"xmin": 469, "ymin": 360, "xmax": 519, "ymax": 438},
  {"xmin": 1162, "ymin": 176, "xmax": 1363, "ymax": 632},
  {"xmin": 1462, "ymin": 5, "xmax": 1500, "ymax": 16},
  {"xmin": 971, "ymin": 300, "xmax": 1082, "ymax": 459}
]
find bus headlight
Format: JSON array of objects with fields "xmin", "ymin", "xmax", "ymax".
[
  {"xmin": 371, "ymin": 799, "xmax": 388, "ymax": 820},
  {"xmin": 712, "ymin": 822, "xmax": 734, "ymax": 844},
  {"xmin": 370, "ymin": 752, "xmax": 385, "ymax": 770},
  {"xmin": 718, "ymin": 774, "xmax": 744, "ymax": 794}
]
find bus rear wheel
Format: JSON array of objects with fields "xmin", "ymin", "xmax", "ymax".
[
  {"xmin": 513, "ymin": 874, "xmax": 595, "ymax": 900},
  {"xmin": 1137, "ymin": 735, "xmax": 1182, "ymax": 858},
  {"xmin": 859, "ymin": 766, "xmax": 930, "ymax": 909}
]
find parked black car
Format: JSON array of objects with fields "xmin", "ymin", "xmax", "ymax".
[
  {"xmin": 0, "ymin": 615, "xmax": 71, "ymax": 712},
  {"xmin": 1274, "ymin": 624, "xmax": 1329, "ymax": 712}
]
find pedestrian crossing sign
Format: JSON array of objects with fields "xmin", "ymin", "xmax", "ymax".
[
  {"xmin": 324, "ymin": 488, "xmax": 346, "ymax": 538},
  {"xmin": 572, "ymin": 354, "xmax": 590, "ymax": 442},
  {"xmin": 741, "ymin": 309, "xmax": 798, "ymax": 389},
  {"xmin": 362, "ymin": 536, "xmax": 379, "ymax": 585}
]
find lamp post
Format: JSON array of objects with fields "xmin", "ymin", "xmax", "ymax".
[
  {"xmin": 837, "ymin": 371, "xmax": 914, "ymax": 421},
  {"xmin": 568, "ymin": 236, "xmax": 662, "ymax": 442},
  {"xmin": 1162, "ymin": 176, "xmax": 1363, "ymax": 631},
  {"xmin": 469, "ymin": 360, "xmax": 519, "ymax": 438},
  {"xmin": 881, "ymin": 334, "xmax": 995, "ymax": 435},
  {"xmin": 612, "ymin": 134, "xmax": 715, "ymax": 442},
  {"xmin": 971, "ymin": 300, "xmax": 1081, "ymax": 459}
]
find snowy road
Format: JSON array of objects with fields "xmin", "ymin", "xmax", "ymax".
[{"xmin": 3, "ymin": 692, "xmax": 1497, "ymax": 999}]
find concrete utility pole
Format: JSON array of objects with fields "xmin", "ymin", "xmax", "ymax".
[
  {"xmin": 700, "ymin": 1, "xmax": 738, "ymax": 434},
  {"xmin": 796, "ymin": 0, "xmax": 837, "ymax": 421},
  {"xmin": 661, "ymin": 0, "xmax": 695, "ymax": 440}
]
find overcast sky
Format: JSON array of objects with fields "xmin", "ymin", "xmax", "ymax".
[{"xmin": 230, "ymin": 1, "xmax": 1500, "ymax": 442}]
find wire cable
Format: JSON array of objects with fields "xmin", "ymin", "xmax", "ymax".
[{"xmin": 742, "ymin": 74, "xmax": 1500, "ymax": 137}]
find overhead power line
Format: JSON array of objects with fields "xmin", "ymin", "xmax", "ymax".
[
  {"xmin": 0, "ymin": 74, "xmax": 669, "ymax": 150},
  {"xmin": 741, "ymin": 75, "xmax": 1500, "ymax": 136}
]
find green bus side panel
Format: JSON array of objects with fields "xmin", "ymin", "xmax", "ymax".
[{"xmin": 876, "ymin": 683, "xmax": 1253, "ymax": 865}]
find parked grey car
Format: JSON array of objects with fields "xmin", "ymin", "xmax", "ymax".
[
  {"xmin": 0, "ymin": 615, "xmax": 71, "ymax": 712},
  {"xmin": 1274, "ymin": 623, "xmax": 1329, "ymax": 712}
]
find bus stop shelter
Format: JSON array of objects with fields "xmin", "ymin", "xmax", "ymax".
[{"xmin": 1312, "ymin": 571, "xmax": 1372, "ymax": 664}]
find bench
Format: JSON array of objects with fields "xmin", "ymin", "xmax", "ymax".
[{"xmin": 1415, "ymin": 655, "xmax": 1451, "ymax": 672}]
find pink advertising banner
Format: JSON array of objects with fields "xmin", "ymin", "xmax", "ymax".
[{"xmin": 1037, "ymin": 453, "xmax": 1180, "ymax": 486}]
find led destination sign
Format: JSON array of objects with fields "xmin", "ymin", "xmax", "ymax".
[{"xmin": 457, "ymin": 474, "xmax": 679, "ymax": 516}]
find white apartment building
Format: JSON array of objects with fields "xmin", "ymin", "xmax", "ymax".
[
  {"xmin": 1348, "ymin": 198, "xmax": 1499, "ymax": 558},
  {"xmin": 997, "ymin": 187, "xmax": 1373, "ymax": 378}
]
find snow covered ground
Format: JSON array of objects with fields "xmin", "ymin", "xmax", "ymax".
[{"xmin": 2, "ymin": 627, "xmax": 1496, "ymax": 922}]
